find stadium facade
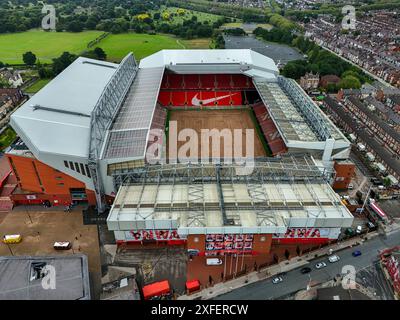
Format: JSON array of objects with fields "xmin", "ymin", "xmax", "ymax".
[{"xmin": 6, "ymin": 50, "xmax": 353, "ymax": 265}]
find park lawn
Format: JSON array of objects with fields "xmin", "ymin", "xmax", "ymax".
[
  {"xmin": 256, "ymin": 23, "xmax": 273, "ymax": 30},
  {"xmin": 25, "ymin": 78, "xmax": 52, "ymax": 94},
  {"xmin": 0, "ymin": 29, "xmax": 104, "ymax": 64},
  {"xmin": 0, "ymin": 127, "xmax": 17, "ymax": 151},
  {"xmin": 97, "ymin": 33, "xmax": 182, "ymax": 62},
  {"xmin": 151, "ymin": 6, "xmax": 223, "ymax": 25},
  {"xmin": 180, "ymin": 38, "xmax": 211, "ymax": 49},
  {"xmin": 222, "ymin": 22, "xmax": 243, "ymax": 28}
]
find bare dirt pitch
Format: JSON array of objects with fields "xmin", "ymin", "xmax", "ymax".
[
  {"xmin": 167, "ymin": 109, "xmax": 266, "ymax": 159},
  {"xmin": 0, "ymin": 207, "xmax": 102, "ymax": 298}
]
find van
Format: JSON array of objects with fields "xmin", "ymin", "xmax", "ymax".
[
  {"xmin": 3, "ymin": 234, "xmax": 22, "ymax": 244},
  {"xmin": 53, "ymin": 241, "xmax": 72, "ymax": 250},
  {"xmin": 206, "ymin": 258, "xmax": 223, "ymax": 266}
]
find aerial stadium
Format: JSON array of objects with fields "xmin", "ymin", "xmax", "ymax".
[{"xmin": 6, "ymin": 49, "xmax": 354, "ymax": 282}]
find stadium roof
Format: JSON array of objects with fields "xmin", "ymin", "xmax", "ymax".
[
  {"xmin": 139, "ymin": 49, "xmax": 279, "ymax": 77},
  {"xmin": 10, "ymin": 57, "xmax": 118, "ymax": 158}
]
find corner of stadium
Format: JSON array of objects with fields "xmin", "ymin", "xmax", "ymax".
[{"xmin": 4, "ymin": 49, "xmax": 356, "ymax": 286}]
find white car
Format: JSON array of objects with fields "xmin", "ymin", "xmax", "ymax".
[
  {"xmin": 272, "ymin": 276, "xmax": 283, "ymax": 284},
  {"xmin": 315, "ymin": 262, "xmax": 327, "ymax": 269},
  {"xmin": 328, "ymin": 255, "xmax": 340, "ymax": 263}
]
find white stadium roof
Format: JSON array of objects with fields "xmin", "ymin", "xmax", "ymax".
[
  {"xmin": 139, "ymin": 49, "xmax": 279, "ymax": 77},
  {"xmin": 10, "ymin": 57, "xmax": 118, "ymax": 158}
]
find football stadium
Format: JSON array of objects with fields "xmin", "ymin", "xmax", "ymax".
[{"xmin": 5, "ymin": 49, "xmax": 354, "ymax": 282}]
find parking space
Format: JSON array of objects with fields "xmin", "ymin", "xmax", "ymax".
[{"xmin": 0, "ymin": 208, "xmax": 102, "ymax": 298}]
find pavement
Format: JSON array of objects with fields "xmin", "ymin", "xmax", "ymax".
[{"xmin": 178, "ymin": 229, "xmax": 393, "ymax": 300}]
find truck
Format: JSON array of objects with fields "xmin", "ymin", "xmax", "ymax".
[
  {"xmin": 366, "ymin": 152, "xmax": 375, "ymax": 162},
  {"xmin": 357, "ymin": 143, "xmax": 366, "ymax": 152}
]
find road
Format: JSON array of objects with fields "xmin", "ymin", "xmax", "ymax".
[{"xmin": 214, "ymin": 229, "xmax": 400, "ymax": 300}]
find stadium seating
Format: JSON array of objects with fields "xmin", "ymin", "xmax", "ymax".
[
  {"xmin": 252, "ymin": 103, "xmax": 287, "ymax": 156},
  {"xmin": 160, "ymin": 73, "xmax": 254, "ymax": 90}
]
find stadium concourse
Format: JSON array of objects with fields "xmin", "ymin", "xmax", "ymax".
[{"xmin": 5, "ymin": 49, "xmax": 354, "ymax": 286}]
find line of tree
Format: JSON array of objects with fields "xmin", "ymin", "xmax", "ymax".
[{"xmin": 280, "ymin": 35, "xmax": 369, "ymax": 91}]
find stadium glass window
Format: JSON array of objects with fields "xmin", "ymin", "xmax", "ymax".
[
  {"xmin": 69, "ymin": 161, "xmax": 74, "ymax": 170},
  {"xmin": 64, "ymin": 161, "xmax": 69, "ymax": 168},
  {"xmin": 80, "ymin": 163, "xmax": 86, "ymax": 176},
  {"xmin": 85, "ymin": 165, "xmax": 91, "ymax": 178},
  {"xmin": 57, "ymin": 183, "xmax": 64, "ymax": 186},
  {"xmin": 74, "ymin": 162, "xmax": 80, "ymax": 173},
  {"xmin": 55, "ymin": 176, "xmax": 63, "ymax": 180}
]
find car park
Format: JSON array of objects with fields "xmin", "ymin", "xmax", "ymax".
[
  {"xmin": 300, "ymin": 267, "xmax": 312, "ymax": 274},
  {"xmin": 328, "ymin": 255, "xmax": 340, "ymax": 263},
  {"xmin": 315, "ymin": 262, "xmax": 327, "ymax": 269},
  {"xmin": 352, "ymin": 250, "xmax": 362, "ymax": 257},
  {"xmin": 272, "ymin": 276, "xmax": 283, "ymax": 284}
]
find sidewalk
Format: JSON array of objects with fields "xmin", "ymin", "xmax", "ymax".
[{"xmin": 178, "ymin": 232, "xmax": 378, "ymax": 300}]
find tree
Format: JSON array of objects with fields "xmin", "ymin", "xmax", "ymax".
[
  {"xmin": 0, "ymin": 61, "xmax": 4, "ymax": 68},
  {"xmin": 338, "ymin": 75, "xmax": 361, "ymax": 89},
  {"xmin": 93, "ymin": 47, "xmax": 107, "ymax": 60},
  {"xmin": 22, "ymin": 51, "xmax": 36, "ymax": 66},
  {"xmin": 52, "ymin": 52, "xmax": 77, "ymax": 75}
]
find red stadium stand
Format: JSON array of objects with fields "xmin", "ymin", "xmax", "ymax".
[
  {"xmin": 199, "ymin": 74, "xmax": 216, "ymax": 89},
  {"xmin": 158, "ymin": 91, "xmax": 172, "ymax": 106},
  {"xmin": 170, "ymin": 91, "xmax": 187, "ymax": 106},
  {"xmin": 183, "ymin": 75, "xmax": 200, "ymax": 89},
  {"xmin": 215, "ymin": 74, "xmax": 232, "ymax": 89},
  {"xmin": 253, "ymin": 103, "xmax": 287, "ymax": 156},
  {"xmin": 167, "ymin": 74, "xmax": 184, "ymax": 89}
]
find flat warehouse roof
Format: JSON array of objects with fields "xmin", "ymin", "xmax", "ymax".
[{"xmin": 0, "ymin": 255, "xmax": 90, "ymax": 300}]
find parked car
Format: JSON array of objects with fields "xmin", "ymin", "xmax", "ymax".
[
  {"xmin": 3, "ymin": 234, "xmax": 22, "ymax": 244},
  {"xmin": 315, "ymin": 262, "xmax": 327, "ymax": 269},
  {"xmin": 356, "ymin": 225, "xmax": 362, "ymax": 234},
  {"xmin": 272, "ymin": 276, "xmax": 283, "ymax": 284},
  {"xmin": 206, "ymin": 258, "xmax": 222, "ymax": 266},
  {"xmin": 348, "ymin": 183, "xmax": 354, "ymax": 190},
  {"xmin": 352, "ymin": 250, "xmax": 362, "ymax": 257},
  {"xmin": 300, "ymin": 267, "xmax": 312, "ymax": 274},
  {"xmin": 328, "ymin": 255, "xmax": 340, "ymax": 263}
]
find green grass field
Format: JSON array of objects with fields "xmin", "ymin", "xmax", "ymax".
[
  {"xmin": 0, "ymin": 127, "xmax": 17, "ymax": 150},
  {"xmin": 151, "ymin": 6, "xmax": 223, "ymax": 25},
  {"xmin": 0, "ymin": 29, "xmax": 104, "ymax": 64},
  {"xmin": 25, "ymin": 78, "xmax": 52, "ymax": 93},
  {"xmin": 97, "ymin": 33, "xmax": 182, "ymax": 62}
]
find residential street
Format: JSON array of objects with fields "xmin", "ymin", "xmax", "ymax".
[{"xmin": 214, "ymin": 229, "xmax": 400, "ymax": 300}]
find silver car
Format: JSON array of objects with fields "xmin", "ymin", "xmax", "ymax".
[
  {"xmin": 315, "ymin": 262, "xmax": 327, "ymax": 269},
  {"xmin": 272, "ymin": 276, "xmax": 283, "ymax": 284},
  {"xmin": 328, "ymin": 255, "xmax": 340, "ymax": 263}
]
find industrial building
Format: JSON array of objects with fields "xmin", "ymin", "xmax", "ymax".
[{"xmin": 0, "ymin": 255, "xmax": 90, "ymax": 300}]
